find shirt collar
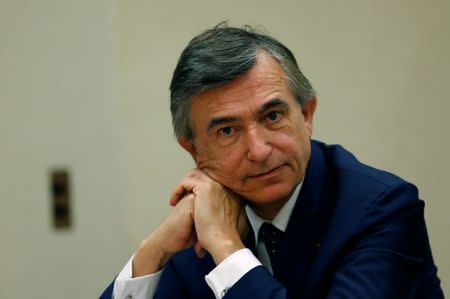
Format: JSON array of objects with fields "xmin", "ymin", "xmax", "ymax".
[{"xmin": 245, "ymin": 182, "xmax": 302, "ymax": 244}]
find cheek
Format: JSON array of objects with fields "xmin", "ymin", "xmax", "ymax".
[
  {"xmin": 274, "ymin": 129, "xmax": 301, "ymax": 152},
  {"xmin": 197, "ymin": 146, "xmax": 245, "ymax": 183},
  {"xmin": 275, "ymin": 130, "xmax": 309, "ymax": 168}
]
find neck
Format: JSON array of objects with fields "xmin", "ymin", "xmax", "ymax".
[
  {"xmin": 247, "ymin": 186, "xmax": 300, "ymax": 221},
  {"xmin": 248, "ymin": 202, "xmax": 284, "ymax": 221}
]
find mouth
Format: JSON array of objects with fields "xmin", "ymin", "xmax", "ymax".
[{"xmin": 248, "ymin": 164, "xmax": 286, "ymax": 179}]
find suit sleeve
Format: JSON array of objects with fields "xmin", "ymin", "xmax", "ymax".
[
  {"xmin": 154, "ymin": 250, "xmax": 268, "ymax": 299},
  {"xmin": 325, "ymin": 182, "xmax": 431, "ymax": 299},
  {"xmin": 224, "ymin": 266, "xmax": 287, "ymax": 298},
  {"xmin": 153, "ymin": 258, "xmax": 190, "ymax": 299}
]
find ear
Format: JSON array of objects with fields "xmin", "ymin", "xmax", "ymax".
[
  {"xmin": 177, "ymin": 137, "xmax": 197, "ymax": 160},
  {"xmin": 301, "ymin": 97, "xmax": 317, "ymax": 137},
  {"xmin": 302, "ymin": 97, "xmax": 317, "ymax": 125}
]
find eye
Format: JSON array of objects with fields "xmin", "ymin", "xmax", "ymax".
[
  {"xmin": 266, "ymin": 110, "xmax": 283, "ymax": 123},
  {"xmin": 218, "ymin": 126, "xmax": 237, "ymax": 136}
]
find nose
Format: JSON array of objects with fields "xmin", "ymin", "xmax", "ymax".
[{"xmin": 246, "ymin": 125, "xmax": 272, "ymax": 162}]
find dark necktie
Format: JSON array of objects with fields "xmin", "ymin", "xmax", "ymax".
[{"xmin": 258, "ymin": 222, "xmax": 283, "ymax": 277}]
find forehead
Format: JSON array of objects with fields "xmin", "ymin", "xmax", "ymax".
[{"xmin": 189, "ymin": 52, "xmax": 294, "ymax": 124}]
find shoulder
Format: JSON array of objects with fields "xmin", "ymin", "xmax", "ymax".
[
  {"xmin": 309, "ymin": 140, "xmax": 421, "ymax": 227},
  {"xmin": 312, "ymin": 140, "xmax": 418, "ymax": 201}
]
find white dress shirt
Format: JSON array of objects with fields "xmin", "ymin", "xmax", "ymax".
[{"xmin": 113, "ymin": 183, "xmax": 302, "ymax": 299}]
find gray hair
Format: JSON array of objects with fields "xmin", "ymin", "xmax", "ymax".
[{"xmin": 170, "ymin": 23, "xmax": 316, "ymax": 140}]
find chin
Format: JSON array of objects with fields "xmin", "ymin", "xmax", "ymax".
[{"xmin": 243, "ymin": 183, "xmax": 296, "ymax": 207}]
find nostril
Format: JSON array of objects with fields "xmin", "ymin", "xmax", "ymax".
[
  {"xmin": 245, "ymin": 127, "xmax": 273, "ymax": 161},
  {"xmin": 247, "ymin": 143, "xmax": 272, "ymax": 162}
]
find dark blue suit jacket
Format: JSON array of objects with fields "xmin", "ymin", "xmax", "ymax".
[{"xmin": 101, "ymin": 140, "xmax": 444, "ymax": 298}]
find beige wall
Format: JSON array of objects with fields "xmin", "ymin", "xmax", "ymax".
[
  {"xmin": 1, "ymin": 0, "xmax": 448, "ymax": 297},
  {"xmin": 0, "ymin": 0, "xmax": 131, "ymax": 298}
]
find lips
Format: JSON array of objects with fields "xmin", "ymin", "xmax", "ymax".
[{"xmin": 248, "ymin": 164, "xmax": 286, "ymax": 178}]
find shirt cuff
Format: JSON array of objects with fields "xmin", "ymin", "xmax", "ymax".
[
  {"xmin": 205, "ymin": 248, "xmax": 262, "ymax": 299},
  {"xmin": 113, "ymin": 255, "xmax": 162, "ymax": 299}
]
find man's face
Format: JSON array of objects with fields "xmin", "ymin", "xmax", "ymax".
[{"xmin": 179, "ymin": 52, "xmax": 316, "ymax": 219}]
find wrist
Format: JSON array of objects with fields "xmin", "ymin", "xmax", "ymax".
[
  {"xmin": 209, "ymin": 237, "xmax": 245, "ymax": 265},
  {"xmin": 132, "ymin": 233, "xmax": 171, "ymax": 277}
]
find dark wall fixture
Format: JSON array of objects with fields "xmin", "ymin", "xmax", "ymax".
[{"xmin": 49, "ymin": 169, "xmax": 72, "ymax": 229}]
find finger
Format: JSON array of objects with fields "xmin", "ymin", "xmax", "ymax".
[
  {"xmin": 169, "ymin": 175, "xmax": 202, "ymax": 206},
  {"xmin": 190, "ymin": 230, "xmax": 204, "ymax": 258},
  {"xmin": 169, "ymin": 184, "xmax": 188, "ymax": 206},
  {"xmin": 187, "ymin": 225, "xmax": 199, "ymax": 248},
  {"xmin": 194, "ymin": 241, "xmax": 206, "ymax": 259},
  {"xmin": 174, "ymin": 193, "xmax": 195, "ymax": 215}
]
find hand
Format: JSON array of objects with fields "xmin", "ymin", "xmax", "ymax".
[
  {"xmin": 170, "ymin": 169, "xmax": 248, "ymax": 265},
  {"xmin": 132, "ymin": 193, "xmax": 197, "ymax": 277}
]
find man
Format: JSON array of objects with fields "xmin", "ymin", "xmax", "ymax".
[{"xmin": 101, "ymin": 24, "xmax": 444, "ymax": 299}]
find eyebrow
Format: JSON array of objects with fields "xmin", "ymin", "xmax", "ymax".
[
  {"xmin": 257, "ymin": 98, "xmax": 290, "ymax": 115},
  {"xmin": 207, "ymin": 116, "xmax": 240, "ymax": 133},
  {"xmin": 206, "ymin": 98, "xmax": 290, "ymax": 133}
]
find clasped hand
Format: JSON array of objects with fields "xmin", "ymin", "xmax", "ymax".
[{"xmin": 132, "ymin": 169, "xmax": 248, "ymax": 277}]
